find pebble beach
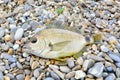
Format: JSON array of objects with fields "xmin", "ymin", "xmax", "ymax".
[{"xmin": 0, "ymin": 0, "xmax": 120, "ymax": 80}]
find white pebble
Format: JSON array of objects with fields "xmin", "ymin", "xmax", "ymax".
[
  {"xmin": 75, "ymin": 70, "xmax": 86, "ymax": 79},
  {"xmin": 13, "ymin": 44, "xmax": 19, "ymax": 50},
  {"xmin": 14, "ymin": 28, "xmax": 24, "ymax": 40}
]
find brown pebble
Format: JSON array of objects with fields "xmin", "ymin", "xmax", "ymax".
[
  {"xmin": 4, "ymin": 76, "xmax": 10, "ymax": 80},
  {"xmin": 19, "ymin": 58, "xmax": 25, "ymax": 62},
  {"xmin": 5, "ymin": 35, "xmax": 11, "ymax": 42},
  {"xmin": 25, "ymin": 75, "xmax": 30, "ymax": 80},
  {"xmin": 31, "ymin": 61, "xmax": 39, "ymax": 69},
  {"xmin": 8, "ymin": 48, "xmax": 13, "ymax": 55}
]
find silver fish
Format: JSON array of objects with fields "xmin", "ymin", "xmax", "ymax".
[{"xmin": 24, "ymin": 28, "xmax": 93, "ymax": 59}]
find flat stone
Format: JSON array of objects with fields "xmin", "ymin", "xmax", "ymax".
[
  {"xmin": 16, "ymin": 74, "xmax": 25, "ymax": 80},
  {"xmin": 88, "ymin": 62, "xmax": 104, "ymax": 77},
  {"xmin": 67, "ymin": 58, "xmax": 75, "ymax": 68},
  {"xmin": 105, "ymin": 73, "xmax": 115, "ymax": 80},
  {"xmin": 50, "ymin": 71, "xmax": 60, "ymax": 80},
  {"xmin": 60, "ymin": 66, "xmax": 71, "ymax": 73},
  {"xmin": 44, "ymin": 77, "xmax": 54, "ymax": 80},
  {"xmin": 34, "ymin": 69, "xmax": 40, "ymax": 78},
  {"xmin": 100, "ymin": 45, "xmax": 109, "ymax": 52},
  {"xmin": 65, "ymin": 71, "xmax": 75, "ymax": 79},
  {"xmin": 87, "ymin": 54, "xmax": 104, "ymax": 61},
  {"xmin": 108, "ymin": 53, "xmax": 120, "ymax": 62}
]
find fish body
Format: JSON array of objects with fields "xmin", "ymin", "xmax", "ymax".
[{"xmin": 24, "ymin": 28, "xmax": 93, "ymax": 59}]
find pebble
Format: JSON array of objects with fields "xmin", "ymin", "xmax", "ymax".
[
  {"xmin": 8, "ymin": 48, "xmax": 13, "ymax": 55},
  {"xmin": 75, "ymin": 70, "xmax": 86, "ymax": 79},
  {"xmin": 14, "ymin": 28, "xmax": 24, "ymax": 40},
  {"xmin": 13, "ymin": 44, "xmax": 19, "ymax": 50},
  {"xmin": 6, "ymin": 73, "xmax": 14, "ymax": 79},
  {"xmin": 24, "ymin": 69, "xmax": 31, "ymax": 75},
  {"xmin": 88, "ymin": 62, "xmax": 104, "ymax": 77},
  {"xmin": 16, "ymin": 74, "xmax": 25, "ymax": 80},
  {"xmin": 4, "ymin": 76, "xmax": 10, "ymax": 80},
  {"xmin": 4, "ymin": 35, "xmax": 11, "ymax": 42},
  {"xmin": 0, "ymin": 28, "xmax": 5, "ymax": 38},
  {"xmin": 65, "ymin": 71, "xmax": 75, "ymax": 79},
  {"xmin": 10, "ymin": 63, "xmax": 16, "ymax": 68},
  {"xmin": 50, "ymin": 71, "xmax": 60, "ymax": 80},
  {"xmin": 76, "ymin": 57, "xmax": 83, "ymax": 65},
  {"xmin": 83, "ymin": 59, "xmax": 95, "ymax": 71},
  {"xmin": 22, "ymin": 23, "xmax": 31, "ymax": 30},
  {"xmin": 67, "ymin": 58, "xmax": 75, "ymax": 68},
  {"xmin": 108, "ymin": 53, "xmax": 120, "ymax": 62},
  {"xmin": 44, "ymin": 77, "xmax": 55, "ymax": 80},
  {"xmin": 49, "ymin": 65, "xmax": 59, "ymax": 70},
  {"xmin": 105, "ymin": 73, "xmax": 115, "ymax": 80},
  {"xmin": 25, "ymin": 75, "xmax": 30, "ymax": 80},
  {"xmin": 52, "ymin": 69, "xmax": 65, "ymax": 79},
  {"xmin": 16, "ymin": 62, "xmax": 23, "ymax": 69},
  {"xmin": 34, "ymin": 69, "xmax": 40, "ymax": 78},
  {"xmin": 116, "ymin": 68, "xmax": 120, "ymax": 77},
  {"xmin": 100, "ymin": 45, "xmax": 109, "ymax": 52},
  {"xmin": 1, "ymin": 44, "xmax": 9, "ymax": 51},
  {"xmin": 31, "ymin": 61, "xmax": 39, "ymax": 69},
  {"xmin": 108, "ymin": 36, "xmax": 117, "ymax": 44},
  {"xmin": 31, "ymin": 77, "xmax": 36, "ymax": 80},
  {"xmin": 60, "ymin": 66, "xmax": 71, "ymax": 73},
  {"xmin": 87, "ymin": 54, "xmax": 104, "ymax": 61},
  {"xmin": 0, "ymin": 71, "xmax": 3, "ymax": 80},
  {"xmin": 23, "ymin": 52, "xmax": 29, "ymax": 57}
]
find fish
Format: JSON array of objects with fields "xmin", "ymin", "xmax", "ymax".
[{"xmin": 23, "ymin": 28, "xmax": 93, "ymax": 59}]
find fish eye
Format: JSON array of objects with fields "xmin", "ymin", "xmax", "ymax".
[{"xmin": 30, "ymin": 37, "xmax": 37, "ymax": 43}]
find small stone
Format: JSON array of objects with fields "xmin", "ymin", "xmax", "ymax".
[
  {"xmin": 14, "ymin": 28, "xmax": 24, "ymax": 40},
  {"xmin": 105, "ymin": 73, "xmax": 115, "ymax": 80},
  {"xmin": 0, "ymin": 66, "xmax": 5, "ymax": 72},
  {"xmin": 87, "ymin": 54, "xmax": 104, "ymax": 61},
  {"xmin": 50, "ymin": 71, "xmax": 60, "ymax": 80},
  {"xmin": 31, "ymin": 77, "xmax": 36, "ymax": 80},
  {"xmin": 13, "ymin": 44, "xmax": 19, "ymax": 50},
  {"xmin": 16, "ymin": 62, "xmax": 23, "ymax": 69},
  {"xmin": 52, "ymin": 69, "xmax": 65, "ymax": 79},
  {"xmin": 49, "ymin": 65, "xmax": 59, "ymax": 70},
  {"xmin": 60, "ymin": 66, "xmax": 71, "ymax": 73},
  {"xmin": 108, "ymin": 36, "xmax": 117, "ymax": 44},
  {"xmin": 23, "ymin": 52, "xmax": 29, "ymax": 57},
  {"xmin": 44, "ymin": 77, "xmax": 54, "ymax": 80},
  {"xmin": 4, "ymin": 76, "xmax": 10, "ymax": 80},
  {"xmin": 31, "ymin": 61, "xmax": 39, "ymax": 69},
  {"xmin": 24, "ymin": 69, "xmax": 31, "ymax": 75},
  {"xmin": 72, "ymin": 65, "xmax": 81, "ymax": 71},
  {"xmin": 1, "ymin": 44, "xmax": 9, "ymax": 51},
  {"xmin": 6, "ymin": 73, "xmax": 15, "ymax": 79},
  {"xmin": 108, "ymin": 53, "xmax": 120, "ymax": 62},
  {"xmin": 5, "ymin": 35, "xmax": 11, "ymax": 42},
  {"xmin": 76, "ymin": 57, "xmax": 83, "ymax": 65},
  {"xmin": 65, "ymin": 71, "xmax": 75, "ymax": 79},
  {"xmin": 25, "ymin": 75, "xmax": 30, "ymax": 80},
  {"xmin": 0, "ymin": 71, "xmax": 3, "ymax": 80},
  {"xmin": 0, "ymin": 28, "xmax": 5, "ymax": 38},
  {"xmin": 67, "ymin": 58, "xmax": 75, "ymax": 68},
  {"xmin": 16, "ymin": 74, "xmax": 25, "ymax": 80},
  {"xmin": 116, "ymin": 68, "xmax": 120, "ymax": 77},
  {"xmin": 75, "ymin": 70, "xmax": 86, "ymax": 79},
  {"xmin": 83, "ymin": 59, "xmax": 95, "ymax": 71},
  {"xmin": 88, "ymin": 62, "xmax": 104, "ymax": 77},
  {"xmin": 22, "ymin": 23, "xmax": 31, "ymax": 30},
  {"xmin": 10, "ymin": 63, "xmax": 16, "ymax": 68},
  {"xmin": 8, "ymin": 48, "xmax": 13, "ymax": 55},
  {"xmin": 100, "ymin": 45, "xmax": 109, "ymax": 52},
  {"xmin": 34, "ymin": 69, "xmax": 40, "ymax": 78},
  {"xmin": 106, "ymin": 66, "xmax": 113, "ymax": 72}
]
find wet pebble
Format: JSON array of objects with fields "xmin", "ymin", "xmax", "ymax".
[
  {"xmin": 88, "ymin": 62, "xmax": 104, "ymax": 77},
  {"xmin": 14, "ymin": 28, "xmax": 24, "ymax": 40}
]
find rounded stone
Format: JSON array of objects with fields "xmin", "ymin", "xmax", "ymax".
[{"xmin": 14, "ymin": 28, "xmax": 24, "ymax": 40}]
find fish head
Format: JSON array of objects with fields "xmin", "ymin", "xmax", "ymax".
[{"xmin": 23, "ymin": 35, "xmax": 46, "ymax": 56}]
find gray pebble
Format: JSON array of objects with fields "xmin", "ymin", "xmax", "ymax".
[
  {"xmin": 34, "ymin": 69, "xmax": 40, "ymax": 78},
  {"xmin": 105, "ymin": 73, "xmax": 115, "ymax": 80},
  {"xmin": 88, "ymin": 62, "xmax": 104, "ymax": 77},
  {"xmin": 44, "ymin": 77, "xmax": 55, "ymax": 80},
  {"xmin": 0, "ymin": 28, "xmax": 5, "ymax": 38},
  {"xmin": 65, "ymin": 71, "xmax": 75, "ymax": 79},
  {"xmin": 100, "ymin": 45, "xmax": 109, "ymax": 52},
  {"xmin": 14, "ymin": 28, "xmax": 24, "ymax": 40},
  {"xmin": 87, "ymin": 54, "xmax": 104, "ymax": 61},
  {"xmin": 16, "ymin": 74, "xmax": 25, "ymax": 80},
  {"xmin": 50, "ymin": 71, "xmax": 60, "ymax": 80},
  {"xmin": 30, "ymin": 20, "xmax": 39, "ymax": 30},
  {"xmin": 31, "ymin": 77, "xmax": 36, "ymax": 80},
  {"xmin": 108, "ymin": 53, "xmax": 120, "ymax": 62},
  {"xmin": 67, "ymin": 58, "xmax": 75, "ymax": 68},
  {"xmin": 60, "ymin": 66, "xmax": 71, "ymax": 73},
  {"xmin": 6, "ymin": 73, "xmax": 15, "ymax": 79},
  {"xmin": 22, "ymin": 23, "xmax": 31, "ymax": 30},
  {"xmin": 83, "ymin": 59, "xmax": 95, "ymax": 71},
  {"xmin": 10, "ymin": 63, "xmax": 16, "ymax": 68},
  {"xmin": 116, "ymin": 68, "xmax": 120, "ymax": 77},
  {"xmin": 2, "ymin": 53, "xmax": 17, "ymax": 62},
  {"xmin": 16, "ymin": 62, "xmax": 23, "ymax": 69},
  {"xmin": 24, "ymin": 69, "xmax": 31, "ymax": 75},
  {"xmin": 0, "ymin": 71, "xmax": 3, "ymax": 80}
]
